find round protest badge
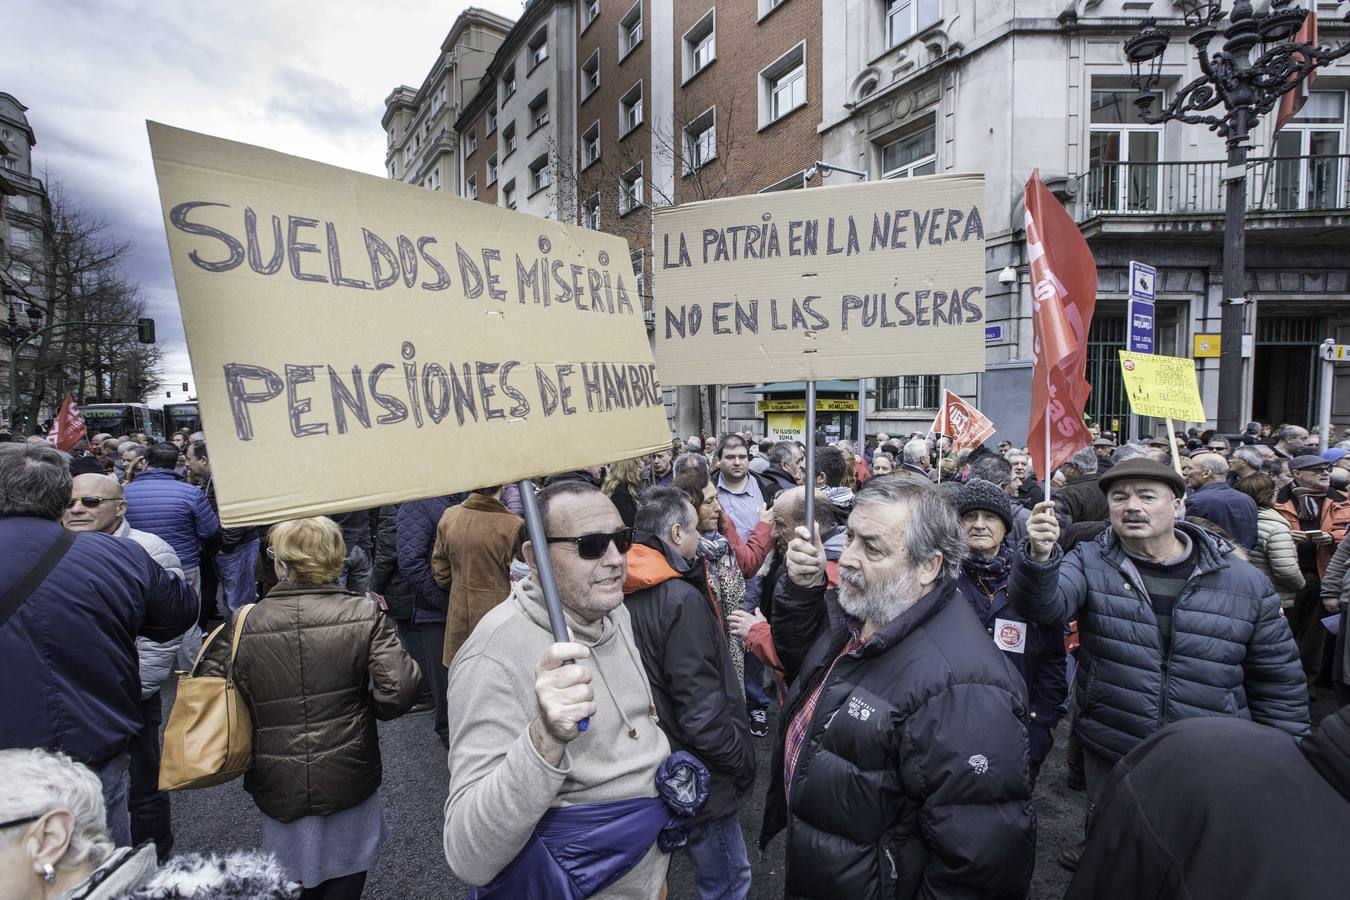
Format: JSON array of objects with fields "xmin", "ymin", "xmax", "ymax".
[{"xmin": 1123, "ymin": 360, "xmax": 1136, "ymax": 372}]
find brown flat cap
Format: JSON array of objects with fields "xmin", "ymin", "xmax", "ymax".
[{"xmin": 1097, "ymin": 457, "xmax": 1187, "ymax": 498}]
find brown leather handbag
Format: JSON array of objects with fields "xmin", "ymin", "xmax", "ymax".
[{"xmin": 158, "ymin": 604, "xmax": 256, "ymax": 791}]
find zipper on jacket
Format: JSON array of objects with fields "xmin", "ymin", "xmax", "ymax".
[{"xmin": 884, "ymin": 847, "xmax": 898, "ymax": 880}]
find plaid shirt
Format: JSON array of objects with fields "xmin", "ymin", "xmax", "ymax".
[{"xmin": 783, "ymin": 627, "xmax": 867, "ymax": 801}]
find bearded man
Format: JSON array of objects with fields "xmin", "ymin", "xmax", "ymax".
[{"xmin": 759, "ymin": 477, "xmax": 1035, "ymax": 899}]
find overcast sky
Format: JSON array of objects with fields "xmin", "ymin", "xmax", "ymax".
[{"xmin": 2, "ymin": 0, "xmax": 522, "ymax": 405}]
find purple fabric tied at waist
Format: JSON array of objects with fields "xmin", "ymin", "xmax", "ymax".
[{"xmin": 469, "ymin": 752, "xmax": 710, "ymax": 900}]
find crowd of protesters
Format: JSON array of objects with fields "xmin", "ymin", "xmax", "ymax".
[{"xmin": 1, "ymin": 416, "xmax": 1348, "ymax": 899}]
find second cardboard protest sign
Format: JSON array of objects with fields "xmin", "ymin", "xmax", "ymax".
[
  {"xmin": 652, "ymin": 176, "xmax": 987, "ymax": 385},
  {"xmin": 149, "ymin": 123, "xmax": 669, "ymax": 527}
]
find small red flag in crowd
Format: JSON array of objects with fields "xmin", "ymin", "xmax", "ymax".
[
  {"xmin": 47, "ymin": 393, "xmax": 87, "ymax": 452},
  {"xmin": 1024, "ymin": 169, "xmax": 1096, "ymax": 484},
  {"xmin": 929, "ymin": 389, "xmax": 997, "ymax": 453}
]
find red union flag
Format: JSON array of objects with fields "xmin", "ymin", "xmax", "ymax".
[
  {"xmin": 929, "ymin": 390, "xmax": 996, "ymax": 452},
  {"xmin": 47, "ymin": 393, "xmax": 87, "ymax": 452},
  {"xmin": 1024, "ymin": 169, "xmax": 1096, "ymax": 482},
  {"xmin": 1275, "ymin": 12, "xmax": 1319, "ymax": 133}
]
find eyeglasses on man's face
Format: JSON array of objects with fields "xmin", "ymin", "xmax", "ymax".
[
  {"xmin": 545, "ymin": 527, "xmax": 634, "ymax": 560},
  {"xmin": 66, "ymin": 496, "xmax": 114, "ymax": 510}
]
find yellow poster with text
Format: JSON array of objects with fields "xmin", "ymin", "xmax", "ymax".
[
  {"xmin": 149, "ymin": 123, "xmax": 669, "ymax": 526},
  {"xmin": 1118, "ymin": 352, "xmax": 1206, "ymax": 422}
]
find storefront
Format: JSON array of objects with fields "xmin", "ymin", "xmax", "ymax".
[{"xmin": 748, "ymin": 381, "xmax": 874, "ymax": 443}]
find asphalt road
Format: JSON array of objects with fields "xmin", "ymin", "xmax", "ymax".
[{"xmin": 167, "ymin": 696, "xmax": 1093, "ymax": 898}]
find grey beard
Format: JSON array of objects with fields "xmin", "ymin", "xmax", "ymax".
[{"xmin": 837, "ymin": 568, "xmax": 923, "ymax": 629}]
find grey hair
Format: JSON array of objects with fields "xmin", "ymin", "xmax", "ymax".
[
  {"xmin": 1232, "ymin": 446, "xmax": 1263, "ymax": 469},
  {"xmin": 1278, "ymin": 425, "xmax": 1307, "ymax": 442},
  {"xmin": 1068, "ymin": 446, "xmax": 1098, "ymax": 474},
  {"xmin": 902, "ymin": 438, "xmax": 929, "ymax": 465},
  {"xmin": 1195, "ymin": 453, "xmax": 1229, "ymax": 477},
  {"xmin": 672, "ymin": 452, "xmax": 710, "ymax": 478},
  {"xmin": 0, "ymin": 444, "xmax": 72, "ymax": 520},
  {"xmin": 116, "ymin": 441, "xmax": 142, "ymax": 454},
  {"xmin": 852, "ymin": 477, "xmax": 966, "ymax": 582},
  {"xmin": 635, "ymin": 486, "xmax": 696, "ymax": 539},
  {"xmin": 535, "ymin": 480, "xmax": 602, "ymax": 538},
  {"xmin": 1112, "ymin": 442, "xmax": 1149, "ymax": 464},
  {"xmin": 767, "ymin": 441, "xmax": 797, "ymax": 468},
  {"xmin": 0, "ymin": 749, "xmax": 115, "ymax": 872},
  {"xmin": 969, "ymin": 454, "xmax": 1013, "ymax": 489}
]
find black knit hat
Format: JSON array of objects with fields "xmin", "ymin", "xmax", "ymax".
[{"xmin": 955, "ymin": 478, "xmax": 1013, "ymax": 532}]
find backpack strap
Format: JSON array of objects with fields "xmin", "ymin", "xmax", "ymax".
[{"xmin": 0, "ymin": 530, "xmax": 76, "ymax": 631}]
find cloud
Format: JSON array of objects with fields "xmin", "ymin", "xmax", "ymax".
[{"xmin": 266, "ymin": 66, "xmax": 381, "ymax": 136}]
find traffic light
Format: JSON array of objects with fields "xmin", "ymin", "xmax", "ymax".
[{"xmin": 137, "ymin": 317, "xmax": 156, "ymax": 344}]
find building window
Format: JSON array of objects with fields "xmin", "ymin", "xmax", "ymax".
[
  {"xmin": 886, "ymin": 0, "xmax": 940, "ymax": 48},
  {"xmin": 620, "ymin": 163, "xmax": 645, "ymax": 214},
  {"xmin": 620, "ymin": 1, "xmax": 643, "ymax": 60},
  {"xmin": 1270, "ymin": 91, "xmax": 1347, "ymax": 211},
  {"xmin": 528, "ymin": 28, "xmax": 548, "ymax": 70},
  {"xmin": 503, "ymin": 121, "xmax": 518, "ymax": 158},
  {"xmin": 530, "ymin": 155, "xmax": 552, "ymax": 194},
  {"xmin": 503, "ymin": 65, "xmax": 517, "ymax": 99},
  {"xmin": 632, "ymin": 249, "xmax": 645, "ymax": 298},
  {"xmin": 428, "ymin": 167, "xmax": 441, "ymax": 191},
  {"xmin": 582, "ymin": 122, "xmax": 601, "ymax": 168},
  {"xmin": 583, "ymin": 193, "xmax": 601, "ymax": 229},
  {"xmin": 1087, "ymin": 89, "xmax": 1162, "ymax": 212},
  {"xmin": 683, "ymin": 10, "xmax": 716, "ymax": 81},
  {"xmin": 759, "ymin": 0, "xmax": 785, "ymax": 19},
  {"xmin": 529, "ymin": 91, "xmax": 550, "ymax": 132},
  {"xmin": 620, "ymin": 82, "xmax": 644, "ymax": 137},
  {"xmin": 877, "ymin": 375, "xmax": 939, "ymax": 410},
  {"xmin": 760, "ymin": 43, "xmax": 806, "ymax": 127},
  {"xmin": 486, "ymin": 154, "xmax": 498, "ymax": 185},
  {"xmin": 502, "ymin": 179, "xmax": 517, "ymax": 210},
  {"xmin": 466, "ymin": 173, "xmax": 478, "ymax": 199},
  {"xmin": 582, "ymin": 50, "xmax": 601, "ymax": 100},
  {"xmin": 486, "ymin": 109, "xmax": 497, "ymax": 135},
  {"xmin": 583, "ymin": 0, "xmax": 600, "ymax": 28},
  {"xmin": 881, "ymin": 121, "xmax": 936, "ymax": 178},
  {"xmin": 466, "ymin": 131, "xmax": 477, "ymax": 156},
  {"xmin": 684, "ymin": 107, "xmax": 716, "ymax": 173}
]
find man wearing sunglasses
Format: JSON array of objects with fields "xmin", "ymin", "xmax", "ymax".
[
  {"xmin": 0, "ymin": 444, "xmax": 197, "ymax": 849},
  {"xmin": 444, "ymin": 480, "xmax": 674, "ymax": 896},
  {"xmin": 62, "ymin": 473, "xmax": 186, "ymax": 858}
]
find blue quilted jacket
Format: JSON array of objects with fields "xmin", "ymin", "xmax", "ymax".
[
  {"xmin": 397, "ymin": 495, "xmax": 464, "ymax": 624},
  {"xmin": 1008, "ymin": 521, "xmax": 1309, "ymax": 761},
  {"xmin": 123, "ymin": 468, "xmax": 220, "ymax": 569}
]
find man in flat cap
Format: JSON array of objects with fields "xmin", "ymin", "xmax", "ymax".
[
  {"xmin": 1274, "ymin": 454, "xmax": 1350, "ymax": 681},
  {"xmin": 1010, "ymin": 458, "xmax": 1308, "ymax": 870}
]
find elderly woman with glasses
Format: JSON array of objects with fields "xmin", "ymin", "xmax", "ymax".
[
  {"xmin": 197, "ymin": 516, "xmax": 421, "ymax": 899},
  {"xmin": 0, "ymin": 748, "xmax": 296, "ymax": 899}
]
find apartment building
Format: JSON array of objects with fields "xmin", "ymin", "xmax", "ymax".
[
  {"xmin": 381, "ymin": 8, "xmax": 511, "ymax": 194},
  {"xmin": 392, "ymin": 0, "xmax": 1350, "ymax": 440}
]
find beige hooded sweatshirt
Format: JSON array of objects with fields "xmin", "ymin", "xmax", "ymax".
[{"xmin": 443, "ymin": 578, "xmax": 671, "ymax": 896}]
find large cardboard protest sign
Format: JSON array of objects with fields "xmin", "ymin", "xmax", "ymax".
[
  {"xmin": 1118, "ymin": 351, "xmax": 1207, "ymax": 422},
  {"xmin": 149, "ymin": 123, "xmax": 669, "ymax": 526},
  {"xmin": 652, "ymin": 176, "xmax": 987, "ymax": 385}
]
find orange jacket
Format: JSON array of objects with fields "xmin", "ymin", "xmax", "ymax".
[{"xmin": 1275, "ymin": 491, "xmax": 1350, "ymax": 577}]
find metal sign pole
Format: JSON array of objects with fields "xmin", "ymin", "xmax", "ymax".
[
  {"xmin": 1320, "ymin": 339, "xmax": 1335, "ymax": 453},
  {"xmin": 804, "ymin": 381, "xmax": 816, "ymax": 538},
  {"xmin": 517, "ymin": 477, "xmax": 588, "ymax": 731}
]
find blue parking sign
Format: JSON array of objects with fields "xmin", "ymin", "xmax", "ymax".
[{"xmin": 1129, "ymin": 298, "xmax": 1155, "ymax": 354}]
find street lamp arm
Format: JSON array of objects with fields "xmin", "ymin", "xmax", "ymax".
[
  {"xmin": 1139, "ymin": 74, "xmax": 1226, "ymax": 129},
  {"xmin": 1249, "ymin": 39, "xmax": 1350, "ymax": 96}
]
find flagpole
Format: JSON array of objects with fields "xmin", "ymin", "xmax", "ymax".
[{"xmin": 1043, "ymin": 392, "xmax": 1053, "ymax": 505}]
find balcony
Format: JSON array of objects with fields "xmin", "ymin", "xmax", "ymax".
[{"xmin": 1081, "ymin": 155, "xmax": 1350, "ymax": 237}]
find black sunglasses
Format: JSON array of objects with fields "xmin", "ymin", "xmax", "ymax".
[
  {"xmin": 65, "ymin": 496, "xmax": 114, "ymax": 510},
  {"xmin": 546, "ymin": 527, "xmax": 634, "ymax": 560}
]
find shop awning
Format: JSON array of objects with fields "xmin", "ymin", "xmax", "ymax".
[{"xmin": 746, "ymin": 381, "xmax": 876, "ymax": 396}]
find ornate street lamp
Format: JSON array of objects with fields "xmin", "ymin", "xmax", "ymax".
[{"xmin": 1122, "ymin": 1, "xmax": 1350, "ymax": 433}]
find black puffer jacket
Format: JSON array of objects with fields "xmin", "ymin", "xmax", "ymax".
[
  {"xmin": 622, "ymin": 533, "xmax": 755, "ymax": 824},
  {"xmin": 1008, "ymin": 521, "xmax": 1309, "ymax": 761},
  {"xmin": 1053, "ymin": 472, "xmax": 1108, "ymax": 526},
  {"xmin": 370, "ymin": 505, "xmax": 414, "ymax": 620},
  {"xmin": 761, "ymin": 577, "xmax": 1035, "ymax": 899}
]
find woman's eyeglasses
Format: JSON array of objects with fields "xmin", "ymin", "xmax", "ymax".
[
  {"xmin": 65, "ymin": 496, "xmax": 112, "ymax": 510},
  {"xmin": 545, "ymin": 527, "xmax": 634, "ymax": 560},
  {"xmin": 0, "ymin": 813, "xmax": 42, "ymax": 830}
]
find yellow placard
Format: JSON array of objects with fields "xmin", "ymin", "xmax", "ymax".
[
  {"xmin": 757, "ymin": 398, "xmax": 859, "ymax": 412},
  {"xmin": 652, "ymin": 175, "xmax": 988, "ymax": 385},
  {"xmin": 1118, "ymin": 352, "xmax": 1207, "ymax": 422},
  {"xmin": 1193, "ymin": 334, "xmax": 1221, "ymax": 358},
  {"xmin": 149, "ymin": 123, "xmax": 669, "ymax": 526}
]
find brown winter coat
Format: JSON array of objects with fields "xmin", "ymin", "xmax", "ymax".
[
  {"xmin": 197, "ymin": 584, "xmax": 421, "ymax": 823},
  {"xmin": 432, "ymin": 492, "xmax": 523, "ymax": 666}
]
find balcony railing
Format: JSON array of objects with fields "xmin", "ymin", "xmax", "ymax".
[{"xmin": 1084, "ymin": 155, "xmax": 1350, "ymax": 217}]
